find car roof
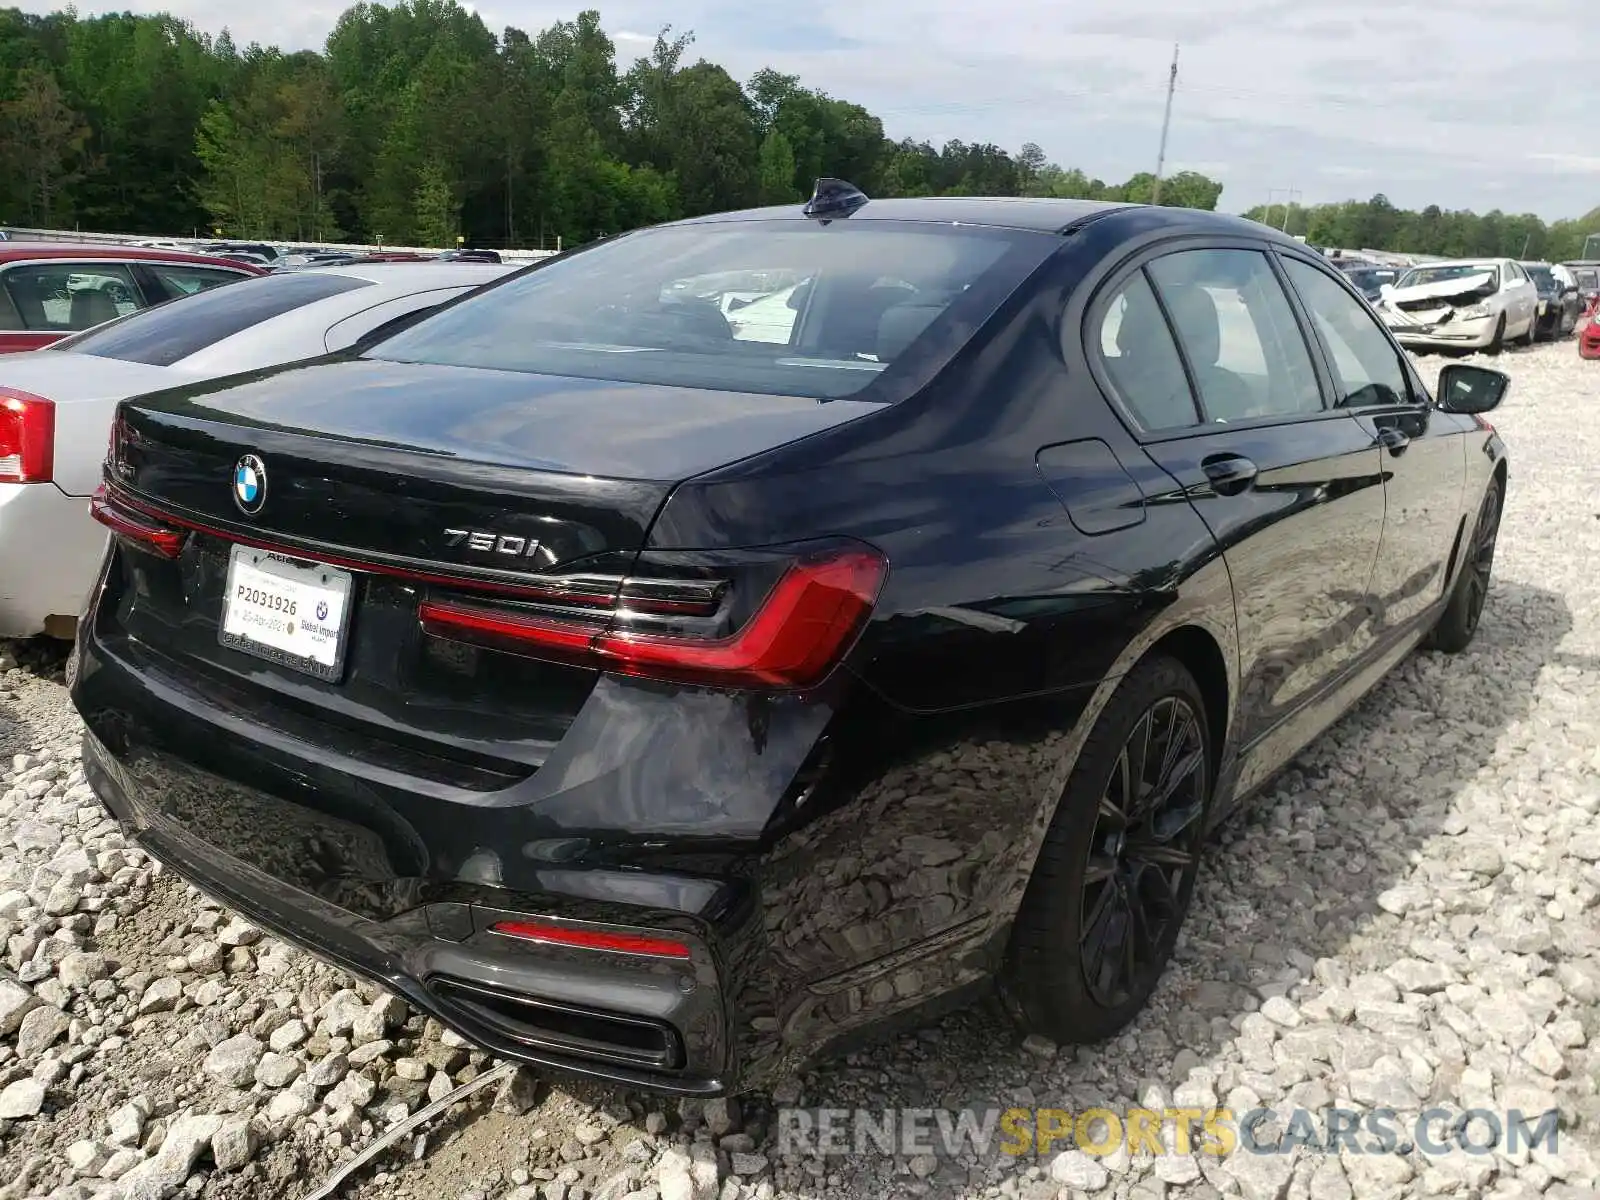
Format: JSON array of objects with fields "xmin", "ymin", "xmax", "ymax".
[
  {"xmin": 298, "ymin": 262, "xmax": 516, "ymax": 289},
  {"xmin": 664, "ymin": 195, "xmax": 1141, "ymax": 234},
  {"xmin": 0, "ymin": 241, "xmax": 267, "ymax": 272},
  {"xmin": 666, "ymin": 196, "xmax": 1308, "ymax": 246}
]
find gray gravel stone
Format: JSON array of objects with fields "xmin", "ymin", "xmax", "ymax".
[
  {"xmin": 211, "ymin": 1116, "xmax": 260, "ymax": 1171},
  {"xmin": 203, "ymin": 1033, "xmax": 265, "ymax": 1086},
  {"xmin": 0, "ymin": 1076, "xmax": 46, "ymax": 1118}
]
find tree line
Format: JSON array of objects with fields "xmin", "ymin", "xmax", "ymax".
[
  {"xmin": 1244, "ymin": 194, "xmax": 1600, "ymax": 264},
  {"xmin": 0, "ymin": 2, "xmax": 1228, "ymax": 247},
  {"xmin": 2, "ymin": 3, "xmax": 1594, "ymax": 256}
]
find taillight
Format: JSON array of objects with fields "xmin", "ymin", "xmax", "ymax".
[
  {"xmin": 419, "ymin": 541, "xmax": 887, "ymax": 690},
  {"xmin": 0, "ymin": 389, "xmax": 55, "ymax": 484},
  {"xmin": 90, "ymin": 484, "xmax": 186, "ymax": 558}
]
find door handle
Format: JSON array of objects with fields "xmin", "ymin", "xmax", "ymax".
[
  {"xmin": 1374, "ymin": 426, "xmax": 1410, "ymax": 455},
  {"xmin": 1200, "ymin": 453, "xmax": 1258, "ymax": 496}
]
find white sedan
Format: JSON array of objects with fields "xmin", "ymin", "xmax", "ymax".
[
  {"xmin": 1376, "ymin": 257, "xmax": 1539, "ymax": 353},
  {"xmin": 0, "ymin": 261, "xmax": 514, "ymax": 638}
]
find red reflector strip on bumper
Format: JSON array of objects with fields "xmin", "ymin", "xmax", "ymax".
[
  {"xmin": 90, "ymin": 486, "xmax": 186, "ymax": 558},
  {"xmin": 488, "ymin": 921, "xmax": 692, "ymax": 959}
]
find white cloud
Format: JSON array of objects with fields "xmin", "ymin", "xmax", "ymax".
[
  {"xmin": 17, "ymin": 0, "xmax": 1596, "ymax": 219},
  {"xmin": 1528, "ymin": 153, "xmax": 1600, "ymax": 175}
]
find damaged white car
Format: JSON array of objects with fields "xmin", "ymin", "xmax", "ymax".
[{"xmin": 1376, "ymin": 258, "xmax": 1538, "ymax": 353}]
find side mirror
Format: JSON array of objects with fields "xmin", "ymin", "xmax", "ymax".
[
  {"xmin": 1378, "ymin": 282, "xmax": 1396, "ymax": 301},
  {"xmin": 1436, "ymin": 363, "xmax": 1509, "ymax": 415}
]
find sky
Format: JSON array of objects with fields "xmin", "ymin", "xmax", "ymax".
[{"xmin": 19, "ymin": 0, "xmax": 1600, "ymax": 222}]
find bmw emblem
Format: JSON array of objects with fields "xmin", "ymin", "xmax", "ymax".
[{"xmin": 233, "ymin": 454, "xmax": 267, "ymax": 515}]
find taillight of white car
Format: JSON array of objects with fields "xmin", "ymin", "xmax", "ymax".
[{"xmin": 0, "ymin": 389, "xmax": 55, "ymax": 484}]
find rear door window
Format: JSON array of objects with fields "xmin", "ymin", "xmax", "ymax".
[
  {"xmin": 141, "ymin": 263, "xmax": 252, "ymax": 301},
  {"xmin": 1, "ymin": 262, "xmax": 142, "ymax": 332},
  {"xmin": 46, "ymin": 271, "xmax": 374, "ymax": 366},
  {"xmin": 1095, "ymin": 271, "xmax": 1201, "ymax": 431}
]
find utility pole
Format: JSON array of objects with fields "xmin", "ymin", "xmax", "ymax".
[
  {"xmin": 1266, "ymin": 187, "xmax": 1300, "ymax": 233},
  {"xmin": 1151, "ymin": 43, "xmax": 1179, "ymax": 206}
]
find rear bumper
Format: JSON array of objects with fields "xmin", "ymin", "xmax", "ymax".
[
  {"xmin": 71, "ymin": 538, "xmax": 1069, "ymax": 1095},
  {"xmin": 0, "ymin": 482, "xmax": 107, "ymax": 638},
  {"xmin": 81, "ymin": 727, "xmax": 738, "ymax": 1093}
]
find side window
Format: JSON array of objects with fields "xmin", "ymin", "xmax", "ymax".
[
  {"xmin": 1094, "ymin": 271, "xmax": 1200, "ymax": 431},
  {"xmin": 1503, "ymin": 263, "xmax": 1522, "ymax": 286},
  {"xmin": 0, "ymin": 262, "xmax": 142, "ymax": 332},
  {"xmin": 1147, "ymin": 249, "xmax": 1323, "ymax": 423},
  {"xmin": 1283, "ymin": 259, "xmax": 1412, "ymax": 408},
  {"xmin": 144, "ymin": 264, "xmax": 247, "ymax": 300}
]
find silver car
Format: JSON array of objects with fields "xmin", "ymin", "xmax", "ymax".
[
  {"xmin": 1376, "ymin": 257, "xmax": 1539, "ymax": 353},
  {"xmin": 0, "ymin": 262, "xmax": 514, "ymax": 639}
]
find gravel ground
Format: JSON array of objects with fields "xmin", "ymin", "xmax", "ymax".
[{"xmin": 3, "ymin": 341, "xmax": 1600, "ymax": 1200}]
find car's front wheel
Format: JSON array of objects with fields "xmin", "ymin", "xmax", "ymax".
[
  {"xmin": 1427, "ymin": 478, "xmax": 1501, "ymax": 653},
  {"xmin": 1001, "ymin": 655, "xmax": 1212, "ymax": 1044},
  {"xmin": 1485, "ymin": 313, "xmax": 1507, "ymax": 355}
]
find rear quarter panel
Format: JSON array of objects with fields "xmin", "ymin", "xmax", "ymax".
[{"xmin": 645, "ymin": 217, "xmax": 1244, "ymax": 1078}]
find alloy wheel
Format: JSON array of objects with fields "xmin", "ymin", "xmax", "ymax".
[
  {"xmin": 1079, "ymin": 695, "xmax": 1207, "ymax": 1008},
  {"xmin": 1462, "ymin": 484, "xmax": 1500, "ymax": 637}
]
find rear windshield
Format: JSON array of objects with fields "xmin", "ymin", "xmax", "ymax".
[
  {"xmin": 1525, "ymin": 265, "xmax": 1555, "ymax": 289},
  {"xmin": 48, "ymin": 271, "xmax": 373, "ymax": 366},
  {"xmin": 364, "ymin": 221, "xmax": 1056, "ymax": 399}
]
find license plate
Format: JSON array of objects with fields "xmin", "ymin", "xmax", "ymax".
[
  {"xmin": 1539, "ymin": 300, "xmax": 1548, "ymax": 315},
  {"xmin": 219, "ymin": 545, "xmax": 354, "ymax": 681}
]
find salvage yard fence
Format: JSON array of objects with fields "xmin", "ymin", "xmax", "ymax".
[{"xmin": 0, "ymin": 226, "xmax": 560, "ymax": 263}]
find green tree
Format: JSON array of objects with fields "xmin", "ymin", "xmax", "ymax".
[
  {"xmin": 2, "ymin": 66, "xmax": 91, "ymax": 225},
  {"xmin": 412, "ymin": 159, "xmax": 458, "ymax": 244},
  {"xmin": 756, "ymin": 129, "xmax": 798, "ymax": 204}
]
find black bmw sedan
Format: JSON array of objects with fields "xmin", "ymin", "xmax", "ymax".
[{"xmin": 72, "ymin": 181, "xmax": 1510, "ymax": 1096}]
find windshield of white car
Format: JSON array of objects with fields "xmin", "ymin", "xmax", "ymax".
[
  {"xmin": 45, "ymin": 271, "xmax": 373, "ymax": 366},
  {"xmin": 1345, "ymin": 268, "xmax": 1396, "ymax": 291},
  {"xmin": 1396, "ymin": 264, "xmax": 1500, "ymax": 290},
  {"xmin": 364, "ymin": 221, "xmax": 1059, "ymax": 400}
]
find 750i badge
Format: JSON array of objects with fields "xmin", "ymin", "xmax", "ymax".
[{"xmin": 442, "ymin": 528, "xmax": 543, "ymax": 558}]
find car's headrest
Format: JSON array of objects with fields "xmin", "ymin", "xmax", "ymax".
[
  {"xmin": 1159, "ymin": 284, "xmax": 1222, "ymax": 365},
  {"xmin": 876, "ymin": 303, "xmax": 948, "ymax": 361},
  {"xmin": 70, "ymin": 288, "xmax": 121, "ymax": 330}
]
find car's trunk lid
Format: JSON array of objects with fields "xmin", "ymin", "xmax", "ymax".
[
  {"xmin": 114, "ymin": 358, "xmax": 880, "ymax": 570},
  {"xmin": 97, "ymin": 357, "xmax": 878, "ymax": 783}
]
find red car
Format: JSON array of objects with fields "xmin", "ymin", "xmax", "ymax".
[
  {"xmin": 0, "ymin": 243, "xmax": 266, "ymax": 353},
  {"xmin": 1581, "ymin": 298, "xmax": 1600, "ymax": 359}
]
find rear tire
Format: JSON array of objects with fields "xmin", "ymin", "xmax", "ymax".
[
  {"xmin": 1000, "ymin": 655, "xmax": 1212, "ymax": 1044},
  {"xmin": 1427, "ymin": 478, "xmax": 1501, "ymax": 654}
]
